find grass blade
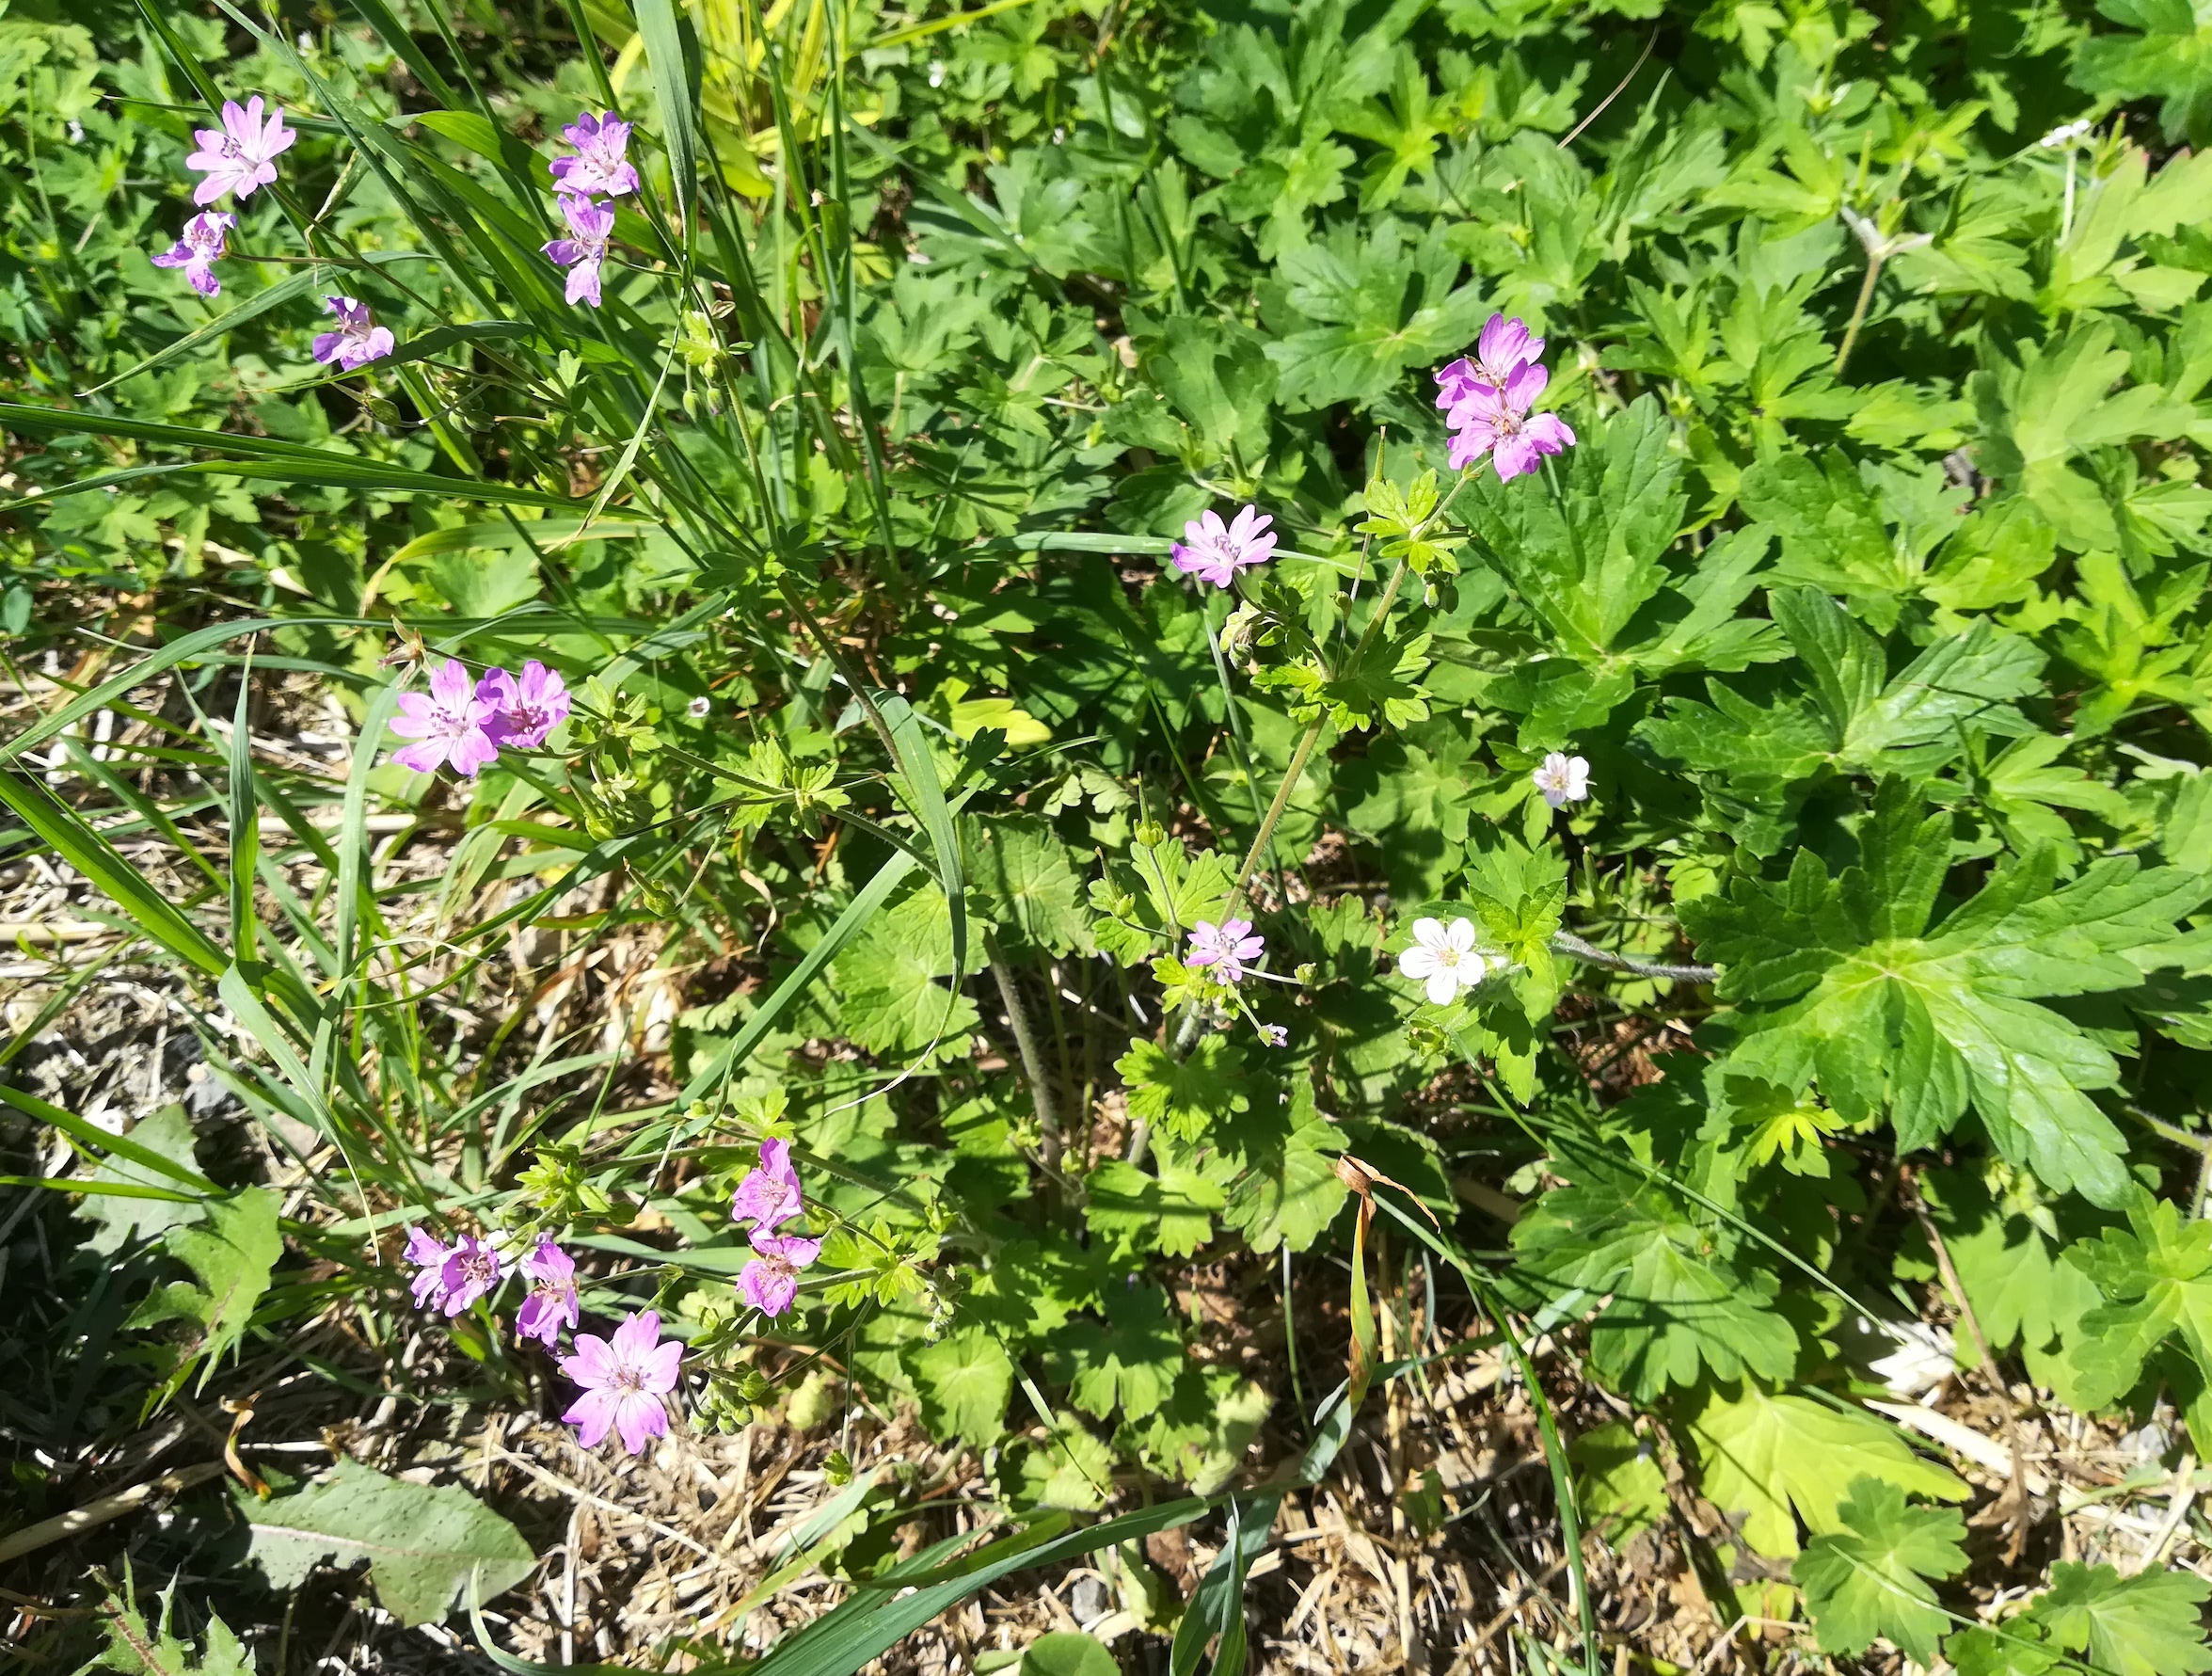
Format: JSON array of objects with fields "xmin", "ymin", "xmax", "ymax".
[
  {"xmin": 0, "ymin": 768, "xmax": 226, "ymax": 977},
  {"xmin": 228, "ymin": 646, "xmax": 260, "ymax": 964},
  {"xmin": 634, "ymin": 0, "xmax": 700, "ymax": 231},
  {"xmin": 877, "ymin": 694, "xmax": 966, "ymax": 982}
]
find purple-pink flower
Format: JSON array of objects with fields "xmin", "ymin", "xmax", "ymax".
[
  {"xmin": 312, "ymin": 295, "xmax": 395, "ymax": 372},
  {"xmin": 730, "ymin": 1138, "xmax": 803, "ymax": 1234},
  {"xmin": 185, "ymin": 96, "xmax": 296, "ymax": 205},
  {"xmin": 389, "ymin": 658, "xmax": 502, "ymax": 778},
  {"xmin": 543, "ymin": 195, "xmax": 616, "ymax": 309},
  {"xmin": 1186, "ymin": 918, "xmax": 1265, "ymax": 986},
  {"xmin": 560, "ymin": 1309, "xmax": 683, "ymax": 1455},
  {"xmin": 404, "ymin": 1225, "xmax": 454, "ymax": 1309},
  {"xmin": 1170, "ymin": 505, "xmax": 1277, "ymax": 589},
  {"xmin": 437, "ymin": 1233, "xmax": 506, "ymax": 1317},
  {"xmin": 1443, "ymin": 361, "xmax": 1576, "ymax": 481},
  {"xmin": 517, "ymin": 1238, "xmax": 581, "ymax": 1349},
  {"xmin": 482, "ymin": 659, "xmax": 572, "ymax": 748},
  {"xmin": 1435, "ymin": 313, "xmax": 1544, "ymax": 410},
  {"xmin": 151, "ymin": 211, "xmax": 234, "ymax": 297},
  {"xmin": 738, "ymin": 1230, "xmax": 820, "ymax": 1319},
  {"xmin": 550, "ymin": 112, "xmax": 640, "ymax": 200}
]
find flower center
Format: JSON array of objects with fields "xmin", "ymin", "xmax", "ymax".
[
  {"xmin": 1438, "ymin": 947, "xmax": 1461, "ymax": 967},
  {"xmin": 610, "ymin": 1366, "xmax": 645, "ymax": 1395},
  {"xmin": 219, "ymin": 136, "xmax": 246, "ymax": 161}
]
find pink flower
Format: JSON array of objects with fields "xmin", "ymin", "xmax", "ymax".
[
  {"xmin": 311, "ymin": 295, "xmax": 395, "ymax": 372},
  {"xmin": 151, "ymin": 211, "xmax": 234, "ymax": 297},
  {"xmin": 1170, "ymin": 505, "xmax": 1277, "ymax": 589},
  {"xmin": 184, "ymin": 96, "xmax": 296, "ymax": 205},
  {"xmin": 436, "ymin": 1233, "xmax": 505, "ymax": 1317},
  {"xmin": 1435, "ymin": 313, "xmax": 1544, "ymax": 410},
  {"xmin": 516, "ymin": 1238, "xmax": 581, "ymax": 1349},
  {"xmin": 389, "ymin": 659, "xmax": 501, "ymax": 777},
  {"xmin": 730, "ymin": 1138, "xmax": 803, "ymax": 1233},
  {"xmin": 560, "ymin": 1309, "xmax": 683, "ymax": 1454},
  {"xmin": 480, "ymin": 660, "xmax": 571, "ymax": 749},
  {"xmin": 738, "ymin": 1230, "xmax": 820, "ymax": 1319},
  {"xmin": 550, "ymin": 111, "xmax": 640, "ymax": 200},
  {"xmin": 542, "ymin": 194, "xmax": 615, "ymax": 309},
  {"xmin": 1186, "ymin": 918, "xmax": 1265, "ymax": 985},
  {"xmin": 1444, "ymin": 361, "xmax": 1576, "ymax": 481},
  {"xmin": 404, "ymin": 1224, "xmax": 454, "ymax": 1309}
]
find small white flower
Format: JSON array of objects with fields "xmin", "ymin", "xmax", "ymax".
[
  {"xmin": 688, "ymin": 695, "xmax": 711, "ymax": 718},
  {"xmin": 1533, "ymin": 751, "xmax": 1590, "ymax": 809},
  {"xmin": 1397, "ymin": 917, "xmax": 1493, "ymax": 1006},
  {"xmin": 2040, "ymin": 117, "xmax": 2094, "ymax": 149},
  {"xmin": 67, "ymin": 120, "xmax": 85, "ymax": 143},
  {"xmin": 927, "ymin": 60, "xmax": 947, "ymax": 88}
]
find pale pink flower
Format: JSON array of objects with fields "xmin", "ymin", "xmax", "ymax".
[
  {"xmin": 437, "ymin": 1233, "xmax": 505, "ymax": 1317},
  {"xmin": 1444, "ymin": 361, "xmax": 1576, "ymax": 480},
  {"xmin": 517, "ymin": 1238, "xmax": 581, "ymax": 1349},
  {"xmin": 560, "ymin": 1309, "xmax": 683, "ymax": 1454},
  {"xmin": 1435, "ymin": 313, "xmax": 1544, "ymax": 410},
  {"xmin": 184, "ymin": 96, "xmax": 296, "ymax": 205},
  {"xmin": 1260, "ymin": 1023, "xmax": 1289, "ymax": 1047},
  {"xmin": 730, "ymin": 1138, "xmax": 803, "ymax": 1233},
  {"xmin": 1186, "ymin": 918, "xmax": 1264, "ymax": 986},
  {"xmin": 1533, "ymin": 751, "xmax": 1591, "ymax": 809},
  {"xmin": 1170, "ymin": 505, "xmax": 1277, "ymax": 589},
  {"xmin": 312, "ymin": 295, "xmax": 395, "ymax": 372},
  {"xmin": 151, "ymin": 211, "xmax": 234, "ymax": 297},
  {"xmin": 550, "ymin": 111, "xmax": 640, "ymax": 200},
  {"xmin": 738, "ymin": 1230, "xmax": 821, "ymax": 1319},
  {"xmin": 404, "ymin": 1224, "xmax": 454, "ymax": 1309},
  {"xmin": 542, "ymin": 194, "xmax": 615, "ymax": 309},
  {"xmin": 389, "ymin": 659, "xmax": 502, "ymax": 777},
  {"xmin": 481, "ymin": 660, "xmax": 571, "ymax": 749}
]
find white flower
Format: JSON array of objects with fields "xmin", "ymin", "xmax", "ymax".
[
  {"xmin": 2040, "ymin": 118, "xmax": 2094, "ymax": 149},
  {"xmin": 1397, "ymin": 917, "xmax": 1493, "ymax": 1006},
  {"xmin": 688, "ymin": 695, "xmax": 711, "ymax": 717},
  {"xmin": 1533, "ymin": 751, "xmax": 1590, "ymax": 809}
]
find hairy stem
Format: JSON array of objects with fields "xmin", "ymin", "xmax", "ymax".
[
  {"xmin": 990, "ymin": 942, "xmax": 1062, "ymax": 1173},
  {"xmin": 1548, "ymin": 931, "xmax": 1717, "ymax": 983},
  {"xmin": 1834, "ymin": 251, "xmax": 1885, "ymax": 375}
]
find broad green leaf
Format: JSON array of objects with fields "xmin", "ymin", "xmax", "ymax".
[
  {"xmin": 1115, "ymin": 1036, "xmax": 1249, "ymax": 1141},
  {"xmin": 80, "ymin": 1106, "xmax": 209, "ymax": 1256},
  {"xmin": 2026, "ymin": 1561, "xmax": 2212, "ymax": 1676},
  {"xmin": 1793, "ymin": 1478, "xmax": 1967, "ymax": 1665},
  {"xmin": 1263, "ymin": 216, "xmax": 1486, "ymax": 409},
  {"xmin": 1020, "ymin": 1633, "xmax": 1120, "ymax": 1676},
  {"xmin": 909, "ymin": 1327, "xmax": 1014, "ymax": 1450},
  {"xmin": 1085, "ymin": 1158, "xmax": 1223, "ymax": 1258},
  {"xmin": 1056, "ymin": 1285, "xmax": 1185, "ymax": 1422},
  {"xmin": 1685, "ymin": 780, "xmax": 2205, "ymax": 1205},
  {"xmin": 142, "ymin": 1187, "xmax": 281, "ymax": 1390},
  {"xmin": 239, "ymin": 1458, "xmax": 534, "ymax": 1628},
  {"xmin": 1682, "ymin": 1382, "xmax": 1968, "ymax": 1558},
  {"xmin": 2061, "ymin": 1191, "xmax": 2212, "ymax": 1416}
]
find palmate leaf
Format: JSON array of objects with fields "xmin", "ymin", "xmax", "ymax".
[
  {"xmin": 1509, "ymin": 1168, "xmax": 1797, "ymax": 1401},
  {"xmin": 1084, "ymin": 1158, "xmax": 1223, "ymax": 1258},
  {"xmin": 1262, "ymin": 215, "xmax": 1486, "ymax": 409},
  {"xmin": 1683, "ymin": 779, "xmax": 2205, "ymax": 1206},
  {"xmin": 1681, "ymin": 1382, "xmax": 1968, "ymax": 1558},
  {"xmin": 2058, "ymin": 1190, "xmax": 2212, "ymax": 1421},
  {"xmin": 1793, "ymin": 1478, "xmax": 1967, "ymax": 1666},
  {"xmin": 1054, "ymin": 1285, "xmax": 1185, "ymax": 1423},
  {"xmin": 1115, "ymin": 1036, "xmax": 1249, "ymax": 1141},
  {"xmin": 908, "ymin": 1327, "xmax": 1014, "ymax": 1450},
  {"xmin": 2025, "ymin": 1561, "xmax": 2212, "ymax": 1676}
]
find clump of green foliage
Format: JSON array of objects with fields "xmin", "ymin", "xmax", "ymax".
[{"xmin": 15, "ymin": 0, "xmax": 2212, "ymax": 1666}]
